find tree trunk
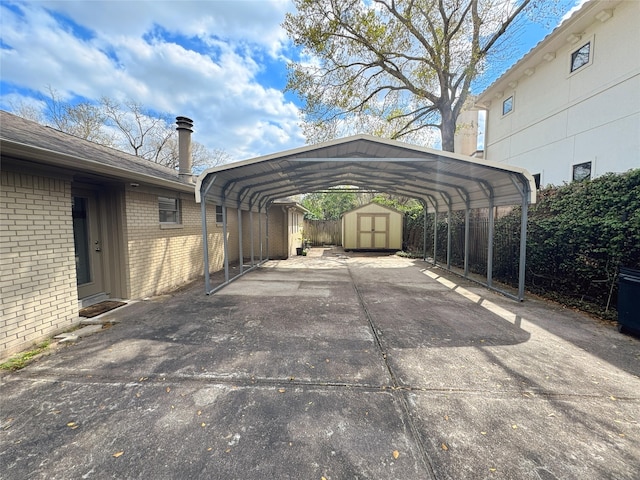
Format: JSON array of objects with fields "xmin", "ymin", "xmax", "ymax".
[{"xmin": 440, "ymin": 107, "xmax": 456, "ymax": 153}]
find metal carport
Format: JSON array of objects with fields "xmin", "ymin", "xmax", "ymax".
[{"xmin": 195, "ymin": 135, "xmax": 536, "ymax": 300}]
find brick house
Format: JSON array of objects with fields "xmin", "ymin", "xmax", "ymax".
[
  {"xmin": 270, "ymin": 199, "xmax": 308, "ymax": 258},
  {"xmin": 0, "ymin": 111, "xmax": 302, "ymax": 359}
]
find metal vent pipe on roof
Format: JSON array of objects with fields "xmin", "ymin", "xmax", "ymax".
[{"xmin": 176, "ymin": 116, "xmax": 194, "ymax": 183}]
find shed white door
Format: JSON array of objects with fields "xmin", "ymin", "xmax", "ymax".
[{"xmin": 357, "ymin": 213, "xmax": 389, "ymax": 249}]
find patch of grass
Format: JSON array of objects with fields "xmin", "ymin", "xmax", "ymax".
[
  {"xmin": 0, "ymin": 340, "xmax": 51, "ymax": 371},
  {"xmin": 395, "ymin": 250, "xmax": 423, "ymax": 259}
]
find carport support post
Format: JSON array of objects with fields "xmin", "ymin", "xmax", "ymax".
[
  {"xmin": 432, "ymin": 211, "xmax": 437, "ymax": 266},
  {"xmin": 447, "ymin": 205, "xmax": 452, "ymax": 269},
  {"xmin": 266, "ymin": 209, "xmax": 270, "ymax": 260},
  {"xmin": 518, "ymin": 195, "xmax": 529, "ymax": 301},
  {"xmin": 222, "ymin": 205, "xmax": 229, "ymax": 283},
  {"xmin": 238, "ymin": 208, "xmax": 244, "ymax": 274},
  {"xmin": 259, "ymin": 210, "xmax": 263, "ymax": 261},
  {"xmin": 487, "ymin": 204, "xmax": 495, "ymax": 287},
  {"xmin": 201, "ymin": 198, "xmax": 211, "ymax": 294},
  {"xmin": 464, "ymin": 207, "xmax": 470, "ymax": 277},
  {"xmin": 422, "ymin": 205, "xmax": 428, "ymax": 261},
  {"xmin": 249, "ymin": 210, "xmax": 255, "ymax": 267}
]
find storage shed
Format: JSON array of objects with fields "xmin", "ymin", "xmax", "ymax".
[{"xmin": 342, "ymin": 203, "xmax": 403, "ymax": 251}]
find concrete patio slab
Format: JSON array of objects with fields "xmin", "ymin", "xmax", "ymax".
[{"xmin": 1, "ymin": 247, "xmax": 638, "ymax": 479}]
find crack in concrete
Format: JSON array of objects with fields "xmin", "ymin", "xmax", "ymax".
[{"xmin": 346, "ymin": 259, "xmax": 439, "ymax": 480}]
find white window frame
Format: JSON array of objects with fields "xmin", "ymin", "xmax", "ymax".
[
  {"xmin": 568, "ymin": 36, "xmax": 594, "ymax": 76},
  {"xmin": 215, "ymin": 205, "xmax": 224, "ymax": 224},
  {"xmin": 159, "ymin": 196, "xmax": 181, "ymax": 224},
  {"xmin": 502, "ymin": 95, "xmax": 514, "ymax": 116}
]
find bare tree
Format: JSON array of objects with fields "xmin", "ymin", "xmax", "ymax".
[
  {"xmin": 6, "ymin": 98, "xmax": 45, "ymax": 124},
  {"xmin": 284, "ymin": 0, "xmax": 557, "ymax": 151},
  {"xmin": 100, "ymin": 98, "xmax": 174, "ymax": 162},
  {"xmin": 160, "ymin": 135, "xmax": 232, "ymax": 171},
  {"xmin": 30, "ymin": 86, "xmax": 116, "ymax": 146},
  {"xmin": 8, "ymin": 90, "xmax": 232, "ymax": 170}
]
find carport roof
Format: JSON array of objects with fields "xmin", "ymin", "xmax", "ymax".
[{"xmin": 195, "ymin": 135, "xmax": 536, "ymax": 213}]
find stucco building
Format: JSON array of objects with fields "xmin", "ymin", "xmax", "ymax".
[{"xmin": 475, "ymin": 0, "xmax": 640, "ymax": 187}]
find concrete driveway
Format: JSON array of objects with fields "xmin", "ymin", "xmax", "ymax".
[{"xmin": 1, "ymin": 247, "xmax": 639, "ymax": 479}]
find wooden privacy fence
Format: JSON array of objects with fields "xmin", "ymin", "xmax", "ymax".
[{"xmin": 304, "ymin": 219, "xmax": 342, "ymax": 246}]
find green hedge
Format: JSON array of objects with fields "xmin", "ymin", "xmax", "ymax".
[
  {"xmin": 404, "ymin": 169, "xmax": 640, "ymax": 319},
  {"xmin": 516, "ymin": 169, "xmax": 640, "ymax": 317}
]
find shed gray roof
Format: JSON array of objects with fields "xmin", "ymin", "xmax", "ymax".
[
  {"xmin": 0, "ymin": 110, "xmax": 192, "ymax": 192},
  {"xmin": 196, "ymin": 135, "xmax": 536, "ymax": 214}
]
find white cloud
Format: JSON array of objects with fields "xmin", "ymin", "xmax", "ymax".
[{"xmin": 0, "ymin": 0, "xmax": 303, "ymax": 159}]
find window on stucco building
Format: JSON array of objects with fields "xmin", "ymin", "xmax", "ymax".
[
  {"xmin": 570, "ymin": 41, "xmax": 591, "ymax": 73},
  {"xmin": 502, "ymin": 96, "xmax": 514, "ymax": 116},
  {"xmin": 533, "ymin": 173, "xmax": 541, "ymax": 190},
  {"xmin": 572, "ymin": 162, "xmax": 592, "ymax": 182}
]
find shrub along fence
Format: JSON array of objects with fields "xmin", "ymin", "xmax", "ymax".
[
  {"xmin": 404, "ymin": 208, "xmax": 520, "ymax": 281},
  {"xmin": 404, "ymin": 169, "xmax": 640, "ymax": 319}
]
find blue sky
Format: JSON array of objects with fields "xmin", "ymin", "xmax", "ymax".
[{"xmin": 0, "ymin": 0, "xmax": 585, "ymax": 160}]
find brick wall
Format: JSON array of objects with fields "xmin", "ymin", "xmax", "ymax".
[
  {"xmin": 241, "ymin": 210, "xmax": 268, "ymax": 261},
  {"xmin": 124, "ymin": 188, "xmax": 240, "ymax": 299},
  {"xmin": 264, "ymin": 207, "xmax": 304, "ymax": 259},
  {"xmin": 0, "ymin": 170, "xmax": 78, "ymax": 359},
  {"xmin": 0, "ymin": 173, "xmax": 294, "ymax": 359},
  {"xmin": 266, "ymin": 207, "xmax": 286, "ymax": 259}
]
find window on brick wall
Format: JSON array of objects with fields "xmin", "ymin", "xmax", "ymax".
[
  {"xmin": 159, "ymin": 196, "xmax": 181, "ymax": 223},
  {"xmin": 215, "ymin": 205, "xmax": 223, "ymax": 224}
]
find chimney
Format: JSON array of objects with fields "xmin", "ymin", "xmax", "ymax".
[{"xmin": 176, "ymin": 116, "xmax": 194, "ymax": 183}]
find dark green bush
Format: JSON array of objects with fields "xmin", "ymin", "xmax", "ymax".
[
  {"xmin": 522, "ymin": 169, "xmax": 640, "ymax": 316},
  {"xmin": 404, "ymin": 169, "xmax": 640, "ymax": 319}
]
